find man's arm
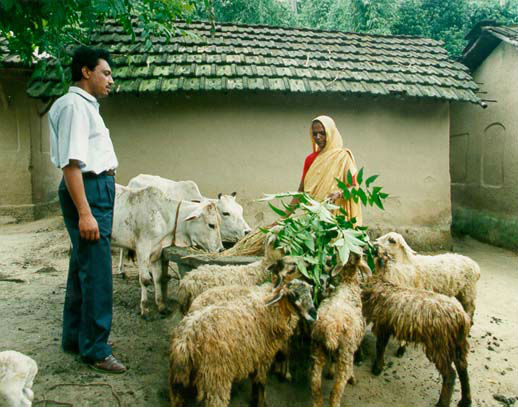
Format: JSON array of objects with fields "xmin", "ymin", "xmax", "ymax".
[{"xmin": 63, "ymin": 160, "xmax": 99, "ymax": 241}]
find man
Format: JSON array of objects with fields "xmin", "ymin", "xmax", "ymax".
[{"xmin": 49, "ymin": 46, "xmax": 126, "ymax": 373}]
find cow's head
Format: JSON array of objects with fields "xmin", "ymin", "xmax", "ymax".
[
  {"xmin": 183, "ymin": 201, "xmax": 224, "ymax": 253},
  {"xmin": 216, "ymin": 192, "xmax": 252, "ymax": 243}
]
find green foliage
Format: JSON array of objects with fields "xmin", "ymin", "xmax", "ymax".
[
  {"xmin": 0, "ymin": 0, "xmax": 195, "ymax": 68},
  {"xmin": 260, "ymin": 168, "xmax": 388, "ymax": 304},
  {"xmin": 191, "ymin": 0, "xmax": 295, "ymax": 26}
]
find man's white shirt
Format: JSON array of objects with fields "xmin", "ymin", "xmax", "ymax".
[{"xmin": 49, "ymin": 86, "xmax": 118, "ymax": 174}]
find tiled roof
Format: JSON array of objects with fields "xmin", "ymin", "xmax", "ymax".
[
  {"xmin": 0, "ymin": 37, "xmax": 22, "ymax": 67},
  {"xmin": 27, "ymin": 20, "xmax": 480, "ymax": 103},
  {"xmin": 463, "ymin": 23, "xmax": 518, "ymax": 70}
]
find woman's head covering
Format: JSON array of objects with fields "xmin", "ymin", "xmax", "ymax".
[
  {"xmin": 305, "ymin": 115, "xmax": 362, "ymax": 225},
  {"xmin": 310, "ymin": 115, "xmax": 343, "ymax": 154}
]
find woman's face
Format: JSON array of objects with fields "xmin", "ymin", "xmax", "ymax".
[{"xmin": 312, "ymin": 121, "xmax": 326, "ymax": 150}]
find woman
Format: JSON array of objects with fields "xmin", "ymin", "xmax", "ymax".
[{"xmin": 290, "ymin": 115, "xmax": 362, "ymax": 225}]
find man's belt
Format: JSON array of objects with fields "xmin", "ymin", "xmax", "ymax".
[{"xmin": 82, "ymin": 169, "xmax": 116, "ymax": 178}]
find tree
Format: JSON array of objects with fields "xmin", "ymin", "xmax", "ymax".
[
  {"xmin": 0, "ymin": 0, "xmax": 196, "ymax": 68},
  {"xmin": 191, "ymin": 0, "xmax": 295, "ymax": 27}
]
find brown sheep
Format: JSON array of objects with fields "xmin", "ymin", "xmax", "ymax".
[
  {"xmin": 362, "ymin": 279, "xmax": 472, "ymax": 407},
  {"xmin": 169, "ymin": 275, "xmax": 316, "ymax": 407},
  {"xmin": 310, "ymin": 262, "xmax": 365, "ymax": 407}
]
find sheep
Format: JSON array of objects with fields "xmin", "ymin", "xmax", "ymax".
[
  {"xmin": 375, "ymin": 232, "xmax": 480, "ymax": 322},
  {"xmin": 361, "ymin": 279, "xmax": 472, "ymax": 407},
  {"xmin": 310, "ymin": 256, "xmax": 366, "ymax": 407},
  {"xmin": 169, "ymin": 274, "xmax": 317, "ymax": 407},
  {"xmin": 176, "ymin": 233, "xmax": 283, "ymax": 314},
  {"xmin": 187, "ymin": 283, "xmax": 273, "ymax": 314},
  {"xmin": 0, "ymin": 351, "xmax": 38, "ymax": 407}
]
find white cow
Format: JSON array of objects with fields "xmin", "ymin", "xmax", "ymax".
[
  {"xmin": 127, "ymin": 174, "xmax": 251, "ymax": 243},
  {"xmin": 112, "ymin": 183, "xmax": 223, "ymax": 316}
]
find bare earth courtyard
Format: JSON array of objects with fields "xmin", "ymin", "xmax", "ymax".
[{"xmin": 0, "ymin": 216, "xmax": 517, "ymax": 407}]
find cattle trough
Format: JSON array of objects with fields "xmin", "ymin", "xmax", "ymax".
[{"xmin": 162, "ymin": 246, "xmax": 260, "ymax": 276}]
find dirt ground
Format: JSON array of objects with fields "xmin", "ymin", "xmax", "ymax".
[{"xmin": 0, "ymin": 215, "xmax": 517, "ymax": 407}]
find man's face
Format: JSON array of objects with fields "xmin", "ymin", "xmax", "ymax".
[
  {"xmin": 312, "ymin": 121, "xmax": 326, "ymax": 150},
  {"xmin": 83, "ymin": 58, "xmax": 114, "ymax": 98}
]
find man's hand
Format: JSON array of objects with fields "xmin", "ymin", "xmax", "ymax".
[
  {"xmin": 63, "ymin": 161, "xmax": 100, "ymax": 241},
  {"xmin": 79, "ymin": 213, "xmax": 100, "ymax": 241}
]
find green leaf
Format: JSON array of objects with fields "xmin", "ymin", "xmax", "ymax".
[
  {"xmin": 357, "ymin": 188, "xmax": 368, "ymax": 205},
  {"xmin": 268, "ymin": 202, "xmax": 288, "ymax": 217},
  {"xmin": 356, "ymin": 167, "xmax": 364, "ymax": 185},
  {"xmin": 258, "ymin": 227, "xmax": 270, "ymax": 234},
  {"xmin": 365, "ymin": 174, "xmax": 379, "ymax": 187},
  {"xmin": 296, "ymin": 259, "xmax": 310, "ymax": 279}
]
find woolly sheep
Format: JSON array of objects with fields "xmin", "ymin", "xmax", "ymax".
[
  {"xmin": 176, "ymin": 233, "xmax": 283, "ymax": 313},
  {"xmin": 375, "ymin": 232, "xmax": 480, "ymax": 322},
  {"xmin": 310, "ymin": 261, "xmax": 365, "ymax": 407},
  {"xmin": 169, "ymin": 275, "xmax": 316, "ymax": 406},
  {"xmin": 0, "ymin": 351, "xmax": 38, "ymax": 407},
  {"xmin": 362, "ymin": 279, "xmax": 472, "ymax": 407}
]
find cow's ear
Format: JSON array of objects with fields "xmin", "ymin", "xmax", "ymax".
[
  {"xmin": 231, "ymin": 192, "xmax": 237, "ymax": 197},
  {"xmin": 218, "ymin": 193, "xmax": 222, "ymax": 199},
  {"xmin": 184, "ymin": 209, "xmax": 202, "ymax": 221}
]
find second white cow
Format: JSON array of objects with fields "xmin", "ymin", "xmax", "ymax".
[
  {"xmin": 112, "ymin": 183, "xmax": 223, "ymax": 316},
  {"xmin": 127, "ymin": 174, "xmax": 251, "ymax": 243}
]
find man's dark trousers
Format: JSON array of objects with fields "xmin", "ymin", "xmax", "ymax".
[{"xmin": 58, "ymin": 173, "xmax": 115, "ymax": 362}]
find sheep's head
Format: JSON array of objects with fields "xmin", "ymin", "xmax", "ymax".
[
  {"xmin": 267, "ymin": 256, "xmax": 303, "ymax": 287},
  {"xmin": 266, "ymin": 278, "xmax": 316, "ymax": 322},
  {"xmin": 375, "ymin": 232, "xmax": 415, "ymax": 262},
  {"xmin": 331, "ymin": 252, "xmax": 372, "ymax": 284}
]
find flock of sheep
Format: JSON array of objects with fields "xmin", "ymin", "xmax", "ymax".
[
  {"xmin": 169, "ymin": 231, "xmax": 480, "ymax": 407},
  {"xmin": 0, "ymin": 174, "xmax": 481, "ymax": 407}
]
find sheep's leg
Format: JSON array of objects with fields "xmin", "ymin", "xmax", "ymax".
[
  {"xmin": 435, "ymin": 363, "xmax": 456, "ymax": 407},
  {"xmin": 329, "ymin": 351, "xmax": 354, "ymax": 407},
  {"xmin": 310, "ymin": 346, "xmax": 326, "ymax": 407},
  {"xmin": 354, "ymin": 336, "xmax": 367, "ymax": 366},
  {"xmin": 454, "ymin": 350, "xmax": 472, "ymax": 407},
  {"xmin": 372, "ymin": 330, "xmax": 390, "ymax": 376},
  {"xmin": 396, "ymin": 341, "xmax": 407, "ymax": 357},
  {"xmin": 204, "ymin": 382, "xmax": 231, "ymax": 407},
  {"xmin": 251, "ymin": 380, "xmax": 266, "ymax": 407},
  {"xmin": 169, "ymin": 382, "xmax": 184, "ymax": 407}
]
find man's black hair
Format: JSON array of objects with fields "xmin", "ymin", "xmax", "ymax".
[{"xmin": 71, "ymin": 46, "xmax": 113, "ymax": 82}]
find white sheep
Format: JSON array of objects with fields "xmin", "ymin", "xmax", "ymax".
[
  {"xmin": 169, "ymin": 275, "xmax": 316, "ymax": 406},
  {"xmin": 176, "ymin": 233, "xmax": 283, "ymax": 313},
  {"xmin": 0, "ymin": 351, "xmax": 38, "ymax": 407},
  {"xmin": 310, "ymin": 257, "xmax": 366, "ymax": 407},
  {"xmin": 375, "ymin": 232, "xmax": 480, "ymax": 322}
]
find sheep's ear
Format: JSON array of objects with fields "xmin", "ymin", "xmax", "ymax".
[
  {"xmin": 267, "ymin": 259, "xmax": 284, "ymax": 275},
  {"xmin": 388, "ymin": 237, "xmax": 396, "ymax": 244},
  {"xmin": 231, "ymin": 191, "xmax": 237, "ymax": 197},
  {"xmin": 265, "ymin": 292, "xmax": 283, "ymax": 306},
  {"xmin": 218, "ymin": 193, "xmax": 222, "ymax": 199}
]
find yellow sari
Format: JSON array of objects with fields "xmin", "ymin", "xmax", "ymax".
[{"xmin": 304, "ymin": 115, "xmax": 363, "ymax": 226}]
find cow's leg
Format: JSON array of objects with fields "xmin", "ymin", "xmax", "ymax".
[
  {"xmin": 136, "ymin": 247, "xmax": 152, "ymax": 317},
  {"xmin": 150, "ymin": 259, "xmax": 167, "ymax": 314},
  {"xmin": 116, "ymin": 248, "xmax": 126, "ymax": 277},
  {"xmin": 160, "ymin": 256, "xmax": 170, "ymax": 312}
]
